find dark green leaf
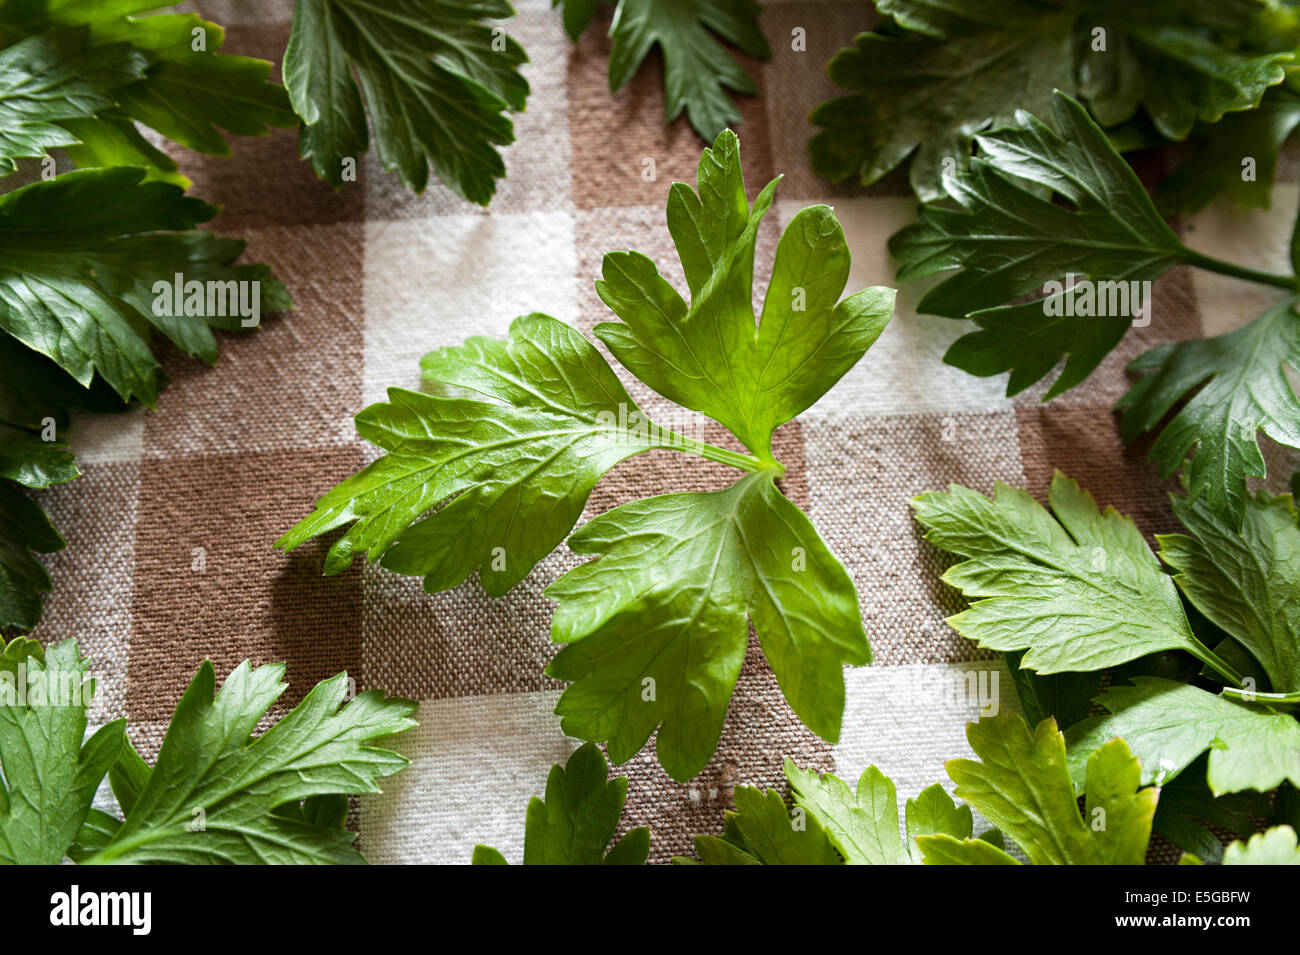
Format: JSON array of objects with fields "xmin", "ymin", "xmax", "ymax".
[
  {"xmin": 811, "ymin": 0, "xmax": 1287, "ymax": 199},
  {"xmin": 0, "ymin": 482, "xmax": 64, "ymax": 630},
  {"xmin": 284, "ymin": 0, "xmax": 529, "ymax": 204},
  {"xmin": 890, "ymin": 92, "xmax": 1185, "ymax": 399},
  {"xmin": 90, "ymin": 660, "xmax": 416, "ymax": 864},
  {"xmin": 0, "ymin": 166, "xmax": 290, "ymax": 405},
  {"xmin": 559, "ymin": 0, "xmax": 770, "ymax": 141},
  {"xmin": 1120, "ymin": 298, "xmax": 1300, "ymax": 528},
  {"xmin": 1159, "ymin": 87, "xmax": 1300, "ymax": 214},
  {"xmin": 1158, "ymin": 488, "xmax": 1300, "ymax": 692},
  {"xmin": 0, "ymin": 31, "xmax": 144, "ymax": 174}
]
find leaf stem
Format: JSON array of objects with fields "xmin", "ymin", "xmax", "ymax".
[
  {"xmin": 1191, "ymin": 645, "xmax": 1246, "ymax": 689},
  {"xmin": 1178, "ymin": 247, "xmax": 1297, "ymax": 291},
  {"xmin": 650, "ymin": 429, "xmax": 783, "ymax": 476},
  {"xmin": 80, "ymin": 825, "xmax": 187, "ymax": 865},
  {"xmin": 1218, "ymin": 686, "xmax": 1300, "ymax": 708}
]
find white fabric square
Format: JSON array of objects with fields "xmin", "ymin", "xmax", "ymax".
[
  {"xmin": 358, "ymin": 690, "xmax": 575, "ymax": 865},
  {"xmin": 362, "ymin": 210, "xmax": 579, "ymax": 405}
]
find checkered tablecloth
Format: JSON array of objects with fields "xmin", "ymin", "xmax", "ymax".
[{"xmin": 31, "ymin": 0, "xmax": 1300, "ymax": 863}]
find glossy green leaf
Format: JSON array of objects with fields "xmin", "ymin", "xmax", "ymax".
[
  {"xmin": 277, "ymin": 314, "xmax": 652, "ymax": 595},
  {"xmin": 0, "ymin": 2, "xmax": 295, "ymax": 161},
  {"xmin": 88, "ymin": 659, "xmax": 416, "ymax": 864},
  {"xmin": 0, "ymin": 31, "xmax": 144, "ymax": 174},
  {"xmin": 891, "ymin": 92, "xmax": 1184, "ymax": 399},
  {"xmin": 1120, "ymin": 298, "xmax": 1300, "ymax": 528},
  {"xmin": 0, "ymin": 638, "xmax": 125, "ymax": 864},
  {"xmin": 284, "ymin": 0, "xmax": 529, "ymax": 204},
  {"xmin": 547, "ymin": 472, "xmax": 869, "ymax": 780},
  {"xmin": 1066, "ymin": 677, "xmax": 1300, "ymax": 795},
  {"xmin": 472, "ymin": 741, "xmax": 650, "ymax": 864},
  {"xmin": 558, "ymin": 0, "xmax": 770, "ymax": 140},
  {"xmin": 597, "ymin": 130, "xmax": 894, "ymax": 463},
  {"xmin": 0, "ymin": 166, "xmax": 290, "ymax": 405},
  {"xmin": 912, "ymin": 471, "xmax": 1205, "ymax": 674}
]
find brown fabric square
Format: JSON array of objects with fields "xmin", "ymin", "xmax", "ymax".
[
  {"xmin": 360, "ymin": 552, "xmax": 571, "ymax": 703},
  {"xmin": 142, "ymin": 221, "xmax": 364, "ymax": 457},
  {"xmin": 1015, "ymin": 404, "xmax": 1184, "ymax": 541},
  {"xmin": 567, "ymin": 8, "xmax": 774, "ymax": 211},
  {"xmin": 802, "ymin": 411, "xmax": 1025, "ymax": 665},
  {"xmin": 126, "ymin": 446, "xmax": 365, "ymax": 721}
]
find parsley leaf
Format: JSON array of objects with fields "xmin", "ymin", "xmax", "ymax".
[
  {"xmin": 786, "ymin": 760, "xmax": 972, "ymax": 865},
  {"xmin": 595, "ymin": 130, "xmax": 893, "ymax": 464},
  {"xmin": 0, "ymin": 638, "xmax": 125, "ymax": 865},
  {"xmin": 1119, "ymin": 298, "xmax": 1300, "ymax": 528},
  {"xmin": 556, "ymin": 0, "xmax": 770, "ymax": 141},
  {"xmin": 1159, "ymin": 86, "xmax": 1300, "ymax": 214},
  {"xmin": 0, "ymin": 166, "xmax": 290, "ymax": 406},
  {"xmin": 0, "ymin": 336, "xmax": 129, "ymax": 630},
  {"xmin": 86, "ymin": 659, "xmax": 416, "ymax": 864},
  {"xmin": 277, "ymin": 313, "xmax": 651, "ymax": 595},
  {"xmin": 1066, "ymin": 677, "xmax": 1300, "ymax": 795},
  {"xmin": 471, "ymin": 741, "xmax": 649, "ymax": 864},
  {"xmin": 911, "ymin": 470, "xmax": 1212, "ymax": 676},
  {"xmin": 0, "ymin": 483, "xmax": 64, "ymax": 629},
  {"xmin": 685, "ymin": 784, "xmax": 844, "ymax": 865},
  {"xmin": 812, "ymin": 0, "xmax": 1288, "ymax": 200},
  {"xmin": 283, "ymin": 130, "xmax": 893, "ymax": 780},
  {"xmin": 1077, "ymin": 1, "xmax": 1290, "ymax": 139},
  {"xmin": 0, "ymin": 1, "xmax": 296, "ymax": 161},
  {"xmin": 284, "ymin": 0, "xmax": 529, "ymax": 204},
  {"xmin": 890, "ymin": 91, "xmax": 1185, "ymax": 399},
  {"xmin": 0, "ymin": 636, "xmax": 415, "ymax": 865},
  {"xmin": 547, "ymin": 472, "xmax": 869, "ymax": 780},
  {"xmin": 919, "ymin": 713, "xmax": 1158, "ymax": 865},
  {"xmin": 894, "ymin": 92, "xmax": 1300, "ymax": 513},
  {"xmin": 59, "ymin": 109, "xmax": 187, "ymax": 187},
  {"xmin": 682, "ymin": 759, "xmax": 975, "ymax": 865},
  {"xmin": 0, "ymin": 31, "xmax": 143, "ymax": 174},
  {"xmin": 811, "ymin": 0, "xmax": 1074, "ymax": 202},
  {"xmin": 1158, "ymin": 488, "xmax": 1300, "ymax": 692},
  {"xmin": 1222, "ymin": 825, "xmax": 1300, "ymax": 864}
]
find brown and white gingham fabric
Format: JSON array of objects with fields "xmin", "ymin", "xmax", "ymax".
[{"xmin": 27, "ymin": 0, "xmax": 1300, "ymax": 863}]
